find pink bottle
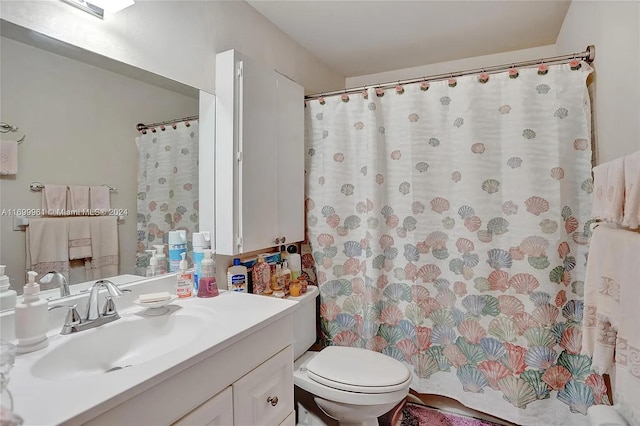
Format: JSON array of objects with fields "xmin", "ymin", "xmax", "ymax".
[{"xmin": 197, "ymin": 250, "xmax": 219, "ymax": 298}]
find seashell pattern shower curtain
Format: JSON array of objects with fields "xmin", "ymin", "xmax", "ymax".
[
  {"xmin": 136, "ymin": 121, "xmax": 199, "ymax": 274},
  {"xmin": 304, "ymin": 63, "xmax": 602, "ymax": 425}
]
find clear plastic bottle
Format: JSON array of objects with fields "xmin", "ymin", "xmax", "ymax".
[
  {"xmin": 280, "ymin": 260, "xmax": 292, "ymax": 295},
  {"xmin": 197, "ymin": 249, "xmax": 219, "ymax": 298},
  {"xmin": 192, "ymin": 231, "xmax": 211, "ymax": 291},
  {"xmin": 145, "ymin": 249, "xmax": 157, "ymax": 277},
  {"xmin": 176, "ymin": 252, "xmax": 193, "ymax": 298},
  {"xmin": 168, "ymin": 230, "xmax": 187, "ymax": 272},
  {"xmin": 227, "ymin": 258, "xmax": 247, "ymax": 292},
  {"xmin": 152, "ymin": 245, "xmax": 168, "ymax": 275},
  {"xmin": 251, "ymin": 255, "xmax": 271, "ymax": 295}
]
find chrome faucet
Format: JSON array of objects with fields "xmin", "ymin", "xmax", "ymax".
[
  {"xmin": 39, "ymin": 271, "xmax": 70, "ymax": 298},
  {"xmin": 51, "ymin": 280, "xmax": 129, "ymax": 335},
  {"xmin": 85, "ymin": 280, "xmax": 125, "ymax": 321}
]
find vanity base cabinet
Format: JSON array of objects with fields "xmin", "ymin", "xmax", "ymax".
[
  {"xmin": 173, "ymin": 387, "xmax": 233, "ymax": 426},
  {"xmin": 83, "ymin": 316, "xmax": 293, "ymax": 426},
  {"xmin": 233, "ymin": 345, "xmax": 294, "ymax": 425}
]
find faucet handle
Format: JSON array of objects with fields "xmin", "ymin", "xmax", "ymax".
[
  {"xmin": 49, "ymin": 304, "xmax": 82, "ymax": 334},
  {"xmin": 102, "ymin": 297, "xmax": 118, "ymax": 316}
]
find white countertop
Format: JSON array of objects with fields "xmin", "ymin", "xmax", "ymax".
[{"xmin": 5, "ymin": 283, "xmax": 298, "ymax": 425}]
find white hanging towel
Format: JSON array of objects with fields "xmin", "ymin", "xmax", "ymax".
[
  {"xmin": 68, "ymin": 185, "xmax": 90, "ymax": 213},
  {"xmin": 0, "ymin": 140, "xmax": 18, "ymax": 175},
  {"xmin": 89, "ymin": 186, "xmax": 110, "ymax": 215},
  {"xmin": 622, "ymin": 151, "xmax": 640, "ymax": 229},
  {"xmin": 41, "ymin": 184, "xmax": 69, "ymax": 216},
  {"xmin": 68, "ymin": 217, "xmax": 92, "ymax": 260},
  {"xmin": 582, "ymin": 224, "xmax": 640, "ymax": 425},
  {"xmin": 591, "ymin": 158, "xmax": 625, "ymax": 224},
  {"xmin": 25, "ymin": 218, "xmax": 70, "ymax": 284},
  {"xmin": 85, "ymin": 216, "xmax": 118, "ymax": 280}
]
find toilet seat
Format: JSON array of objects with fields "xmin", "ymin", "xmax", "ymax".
[{"xmin": 305, "ymin": 346, "xmax": 411, "ymax": 394}]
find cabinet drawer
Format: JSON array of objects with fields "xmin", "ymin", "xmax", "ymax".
[
  {"xmin": 233, "ymin": 345, "xmax": 293, "ymax": 426},
  {"xmin": 173, "ymin": 387, "xmax": 233, "ymax": 426}
]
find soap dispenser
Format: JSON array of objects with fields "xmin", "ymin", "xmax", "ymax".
[
  {"xmin": 197, "ymin": 249, "xmax": 219, "ymax": 298},
  {"xmin": 145, "ymin": 249, "xmax": 157, "ymax": 277},
  {"xmin": 152, "ymin": 245, "xmax": 168, "ymax": 275},
  {"xmin": 0, "ymin": 265, "xmax": 17, "ymax": 311},
  {"xmin": 15, "ymin": 271, "xmax": 49, "ymax": 354},
  {"xmin": 176, "ymin": 252, "xmax": 193, "ymax": 298}
]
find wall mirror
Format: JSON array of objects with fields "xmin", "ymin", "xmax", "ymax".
[{"xmin": 0, "ymin": 19, "xmax": 203, "ymax": 304}]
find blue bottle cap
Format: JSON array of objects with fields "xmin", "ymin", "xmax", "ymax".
[{"xmin": 233, "ymin": 258, "xmax": 241, "ymax": 266}]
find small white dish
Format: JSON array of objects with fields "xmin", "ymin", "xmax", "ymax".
[{"xmin": 134, "ymin": 294, "xmax": 178, "ymax": 309}]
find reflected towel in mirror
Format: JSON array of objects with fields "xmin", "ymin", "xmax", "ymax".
[
  {"xmin": 68, "ymin": 217, "xmax": 92, "ymax": 260},
  {"xmin": 0, "ymin": 140, "xmax": 18, "ymax": 175},
  {"xmin": 26, "ymin": 218, "xmax": 70, "ymax": 284},
  {"xmin": 89, "ymin": 186, "xmax": 110, "ymax": 215},
  {"xmin": 68, "ymin": 186, "xmax": 89, "ymax": 213},
  {"xmin": 41, "ymin": 185, "xmax": 68, "ymax": 216}
]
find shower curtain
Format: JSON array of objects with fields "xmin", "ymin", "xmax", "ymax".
[
  {"xmin": 304, "ymin": 63, "xmax": 602, "ymax": 425},
  {"xmin": 136, "ymin": 121, "xmax": 199, "ymax": 274}
]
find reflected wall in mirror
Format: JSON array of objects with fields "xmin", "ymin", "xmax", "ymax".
[{"xmin": 0, "ymin": 21, "xmax": 200, "ymax": 299}]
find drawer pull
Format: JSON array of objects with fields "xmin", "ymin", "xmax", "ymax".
[{"xmin": 267, "ymin": 396, "xmax": 279, "ymax": 406}]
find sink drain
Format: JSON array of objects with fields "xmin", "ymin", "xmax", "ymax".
[{"xmin": 105, "ymin": 365, "xmax": 132, "ymax": 373}]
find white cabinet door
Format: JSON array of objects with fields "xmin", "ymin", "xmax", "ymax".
[
  {"xmin": 233, "ymin": 345, "xmax": 294, "ymax": 426},
  {"xmin": 275, "ymin": 73, "xmax": 304, "ymax": 246},
  {"xmin": 214, "ymin": 49, "xmax": 303, "ymax": 255},
  {"xmin": 173, "ymin": 387, "xmax": 233, "ymax": 426}
]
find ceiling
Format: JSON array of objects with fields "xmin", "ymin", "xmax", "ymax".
[{"xmin": 247, "ymin": 0, "xmax": 571, "ymax": 77}]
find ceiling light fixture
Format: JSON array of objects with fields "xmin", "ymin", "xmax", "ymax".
[{"xmin": 60, "ymin": 0, "xmax": 134, "ymax": 19}]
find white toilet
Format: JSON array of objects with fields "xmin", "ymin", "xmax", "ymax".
[{"xmin": 291, "ymin": 286, "xmax": 412, "ymax": 426}]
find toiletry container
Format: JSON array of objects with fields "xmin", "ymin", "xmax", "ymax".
[
  {"xmin": 176, "ymin": 252, "xmax": 193, "ymax": 298},
  {"xmin": 145, "ymin": 249, "xmax": 157, "ymax": 277},
  {"xmin": 227, "ymin": 258, "xmax": 247, "ymax": 292},
  {"xmin": 192, "ymin": 231, "xmax": 211, "ymax": 291},
  {"xmin": 168, "ymin": 230, "xmax": 187, "ymax": 272},
  {"xmin": 251, "ymin": 255, "xmax": 271, "ymax": 295},
  {"xmin": 280, "ymin": 260, "xmax": 292, "ymax": 294},
  {"xmin": 15, "ymin": 271, "xmax": 49, "ymax": 354},
  {"xmin": 153, "ymin": 244, "xmax": 168, "ymax": 275},
  {"xmin": 0, "ymin": 266, "xmax": 17, "ymax": 311},
  {"xmin": 197, "ymin": 249, "xmax": 219, "ymax": 298},
  {"xmin": 288, "ymin": 253, "xmax": 302, "ymax": 280}
]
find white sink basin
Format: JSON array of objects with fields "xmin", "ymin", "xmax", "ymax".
[{"xmin": 30, "ymin": 305, "xmax": 215, "ymax": 380}]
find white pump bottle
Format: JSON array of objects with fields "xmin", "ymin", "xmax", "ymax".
[{"xmin": 15, "ymin": 271, "xmax": 49, "ymax": 354}]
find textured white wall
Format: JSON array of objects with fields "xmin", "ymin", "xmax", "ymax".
[
  {"xmin": 0, "ymin": 1, "xmax": 345, "ymax": 94},
  {"xmin": 555, "ymin": 0, "xmax": 640, "ymax": 164},
  {"xmin": 0, "ymin": 37, "xmax": 198, "ymax": 289}
]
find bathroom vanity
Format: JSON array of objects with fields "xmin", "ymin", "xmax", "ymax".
[{"xmin": 1, "ymin": 275, "xmax": 298, "ymax": 425}]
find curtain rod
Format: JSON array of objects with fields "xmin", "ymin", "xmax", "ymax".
[
  {"xmin": 305, "ymin": 45, "xmax": 595, "ymax": 100},
  {"xmin": 136, "ymin": 115, "xmax": 199, "ymax": 132}
]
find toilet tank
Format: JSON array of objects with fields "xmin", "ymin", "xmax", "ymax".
[{"xmin": 290, "ymin": 285, "xmax": 319, "ymax": 360}]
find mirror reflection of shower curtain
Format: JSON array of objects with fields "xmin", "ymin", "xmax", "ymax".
[{"xmin": 135, "ymin": 121, "xmax": 199, "ymax": 275}]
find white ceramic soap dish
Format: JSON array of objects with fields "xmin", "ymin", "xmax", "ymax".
[{"xmin": 134, "ymin": 295, "xmax": 178, "ymax": 315}]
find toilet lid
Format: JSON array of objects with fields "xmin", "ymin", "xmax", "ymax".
[{"xmin": 305, "ymin": 346, "xmax": 411, "ymax": 393}]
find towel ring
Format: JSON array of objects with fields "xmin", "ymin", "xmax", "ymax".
[{"xmin": 0, "ymin": 122, "xmax": 25, "ymax": 144}]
